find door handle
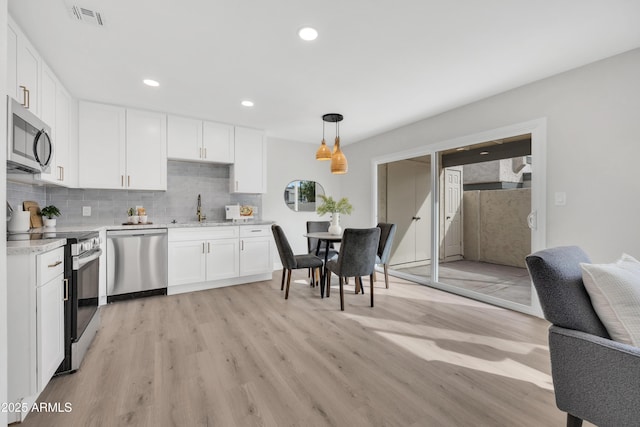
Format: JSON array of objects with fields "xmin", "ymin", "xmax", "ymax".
[
  {"xmin": 63, "ymin": 278, "xmax": 69, "ymax": 301},
  {"xmin": 412, "ymin": 216, "xmax": 421, "ymax": 221},
  {"xmin": 527, "ymin": 211, "xmax": 537, "ymax": 230}
]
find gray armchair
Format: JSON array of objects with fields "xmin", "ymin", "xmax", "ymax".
[{"xmin": 525, "ymin": 246, "xmax": 640, "ymax": 427}]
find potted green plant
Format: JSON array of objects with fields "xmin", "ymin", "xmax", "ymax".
[
  {"xmin": 41, "ymin": 205, "xmax": 61, "ymax": 228},
  {"xmin": 127, "ymin": 207, "xmax": 139, "ymax": 224},
  {"xmin": 317, "ymin": 195, "xmax": 353, "ymax": 235}
]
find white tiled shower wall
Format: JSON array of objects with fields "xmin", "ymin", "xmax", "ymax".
[{"xmin": 7, "ymin": 160, "xmax": 262, "ymax": 226}]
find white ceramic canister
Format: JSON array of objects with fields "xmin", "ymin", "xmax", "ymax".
[{"xmin": 8, "ymin": 210, "xmax": 31, "ymax": 232}]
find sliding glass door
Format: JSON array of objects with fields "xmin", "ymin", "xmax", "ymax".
[{"xmin": 374, "ymin": 119, "xmax": 546, "ymax": 316}]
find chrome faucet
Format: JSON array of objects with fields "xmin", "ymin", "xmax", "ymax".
[{"xmin": 197, "ymin": 194, "xmax": 206, "ymax": 222}]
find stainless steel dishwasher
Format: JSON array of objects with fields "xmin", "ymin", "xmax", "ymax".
[{"xmin": 106, "ymin": 228, "xmax": 168, "ymax": 302}]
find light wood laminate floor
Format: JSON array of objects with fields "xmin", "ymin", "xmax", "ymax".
[
  {"xmin": 393, "ymin": 260, "xmax": 532, "ymax": 305},
  {"xmin": 21, "ymin": 272, "xmax": 591, "ymax": 427}
]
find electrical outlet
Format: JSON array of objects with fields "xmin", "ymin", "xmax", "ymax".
[
  {"xmin": 82, "ymin": 206, "xmax": 91, "ymax": 216},
  {"xmin": 554, "ymin": 192, "xmax": 567, "ymax": 206}
]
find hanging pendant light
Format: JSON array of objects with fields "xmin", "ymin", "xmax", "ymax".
[
  {"xmin": 315, "ymin": 118, "xmax": 331, "ymax": 160},
  {"xmin": 320, "ymin": 113, "xmax": 347, "ymax": 174},
  {"xmin": 331, "ymin": 134, "xmax": 348, "ymax": 174}
]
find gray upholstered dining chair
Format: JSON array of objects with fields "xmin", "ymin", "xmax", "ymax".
[
  {"xmin": 325, "ymin": 227, "xmax": 381, "ymax": 311},
  {"xmin": 526, "ymin": 246, "xmax": 640, "ymax": 427},
  {"xmin": 271, "ymin": 225, "xmax": 324, "ymax": 299},
  {"xmin": 375, "ymin": 222, "xmax": 397, "ymax": 288},
  {"xmin": 306, "ymin": 221, "xmax": 339, "ymax": 259}
]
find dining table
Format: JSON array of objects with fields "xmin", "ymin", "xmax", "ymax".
[{"xmin": 303, "ymin": 231, "xmax": 343, "ymax": 298}]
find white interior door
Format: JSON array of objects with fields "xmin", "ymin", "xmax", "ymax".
[
  {"xmin": 444, "ymin": 167, "xmax": 463, "ymax": 260},
  {"xmin": 387, "ymin": 161, "xmax": 416, "ymax": 265},
  {"xmin": 387, "ymin": 159, "xmax": 431, "ymax": 266}
]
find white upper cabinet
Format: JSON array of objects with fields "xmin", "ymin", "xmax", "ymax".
[
  {"xmin": 79, "ymin": 102, "xmax": 167, "ymax": 190},
  {"xmin": 203, "ymin": 121, "xmax": 234, "ymax": 163},
  {"xmin": 231, "ymin": 126, "xmax": 266, "ymax": 193},
  {"xmin": 54, "ymin": 86, "xmax": 72, "ymax": 186},
  {"xmin": 7, "ymin": 17, "xmax": 76, "ymax": 187},
  {"xmin": 126, "ymin": 108, "xmax": 167, "ymax": 190},
  {"xmin": 167, "ymin": 115, "xmax": 234, "ymax": 164},
  {"xmin": 167, "ymin": 115, "xmax": 202, "ymax": 161},
  {"xmin": 38, "ymin": 63, "xmax": 72, "ymax": 186},
  {"xmin": 79, "ymin": 101, "xmax": 127, "ymax": 189},
  {"xmin": 7, "ymin": 18, "xmax": 40, "ymax": 116}
]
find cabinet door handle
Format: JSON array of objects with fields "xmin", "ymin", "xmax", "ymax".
[
  {"xmin": 19, "ymin": 85, "xmax": 27, "ymax": 107},
  {"xmin": 63, "ymin": 278, "xmax": 69, "ymax": 301},
  {"xmin": 235, "ymin": 181, "xmax": 238, "ymax": 191},
  {"xmin": 241, "ymin": 240, "xmax": 244, "ymax": 251},
  {"xmin": 207, "ymin": 242, "xmax": 211, "ymax": 253},
  {"xmin": 61, "ymin": 166, "xmax": 65, "ymax": 181},
  {"xmin": 200, "ymin": 147, "xmax": 202, "ymax": 159},
  {"xmin": 58, "ymin": 166, "xmax": 63, "ymax": 181},
  {"xmin": 121, "ymin": 175, "xmax": 124, "ymax": 187},
  {"xmin": 48, "ymin": 260, "xmax": 63, "ymax": 268},
  {"xmin": 128, "ymin": 175, "xmax": 131, "ymax": 187},
  {"xmin": 204, "ymin": 148, "xmax": 207, "ymax": 159},
  {"xmin": 202, "ymin": 242, "xmax": 205, "ymax": 254},
  {"xmin": 25, "ymin": 88, "xmax": 30, "ymax": 109}
]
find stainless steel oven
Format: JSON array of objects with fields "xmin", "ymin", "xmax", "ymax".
[{"xmin": 65, "ymin": 232, "xmax": 102, "ymax": 372}]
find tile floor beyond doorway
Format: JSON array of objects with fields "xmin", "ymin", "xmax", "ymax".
[{"xmin": 392, "ymin": 260, "xmax": 532, "ymax": 306}]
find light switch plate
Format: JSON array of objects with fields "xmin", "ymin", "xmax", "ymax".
[{"xmin": 82, "ymin": 206, "xmax": 91, "ymax": 216}]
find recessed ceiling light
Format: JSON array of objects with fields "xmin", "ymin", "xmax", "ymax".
[
  {"xmin": 241, "ymin": 100, "xmax": 254, "ymax": 107},
  {"xmin": 143, "ymin": 79, "xmax": 159, "ymax": 87},
  {"xmin": 298, "ymin": 27, "xmax": 318, "ymax": 41},
  {"xmin": 480, "ymin": 151, "xmax": 490, "ymax": 155}
]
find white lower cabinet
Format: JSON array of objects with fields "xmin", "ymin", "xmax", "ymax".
[
  {"xmin": 168, "ymin": 240, "xmax": 207, "ymax": 286},
  {"xmin": 240, "ymin": 226, "xmax": 273, "ymax": 276},
  {"xmin": 168, "ymin": 225, "xmax": 272, "ymax": 295},
  {"xmin": 7, "ymin": 246, "xmax": 65, "ymax": 423},
  {"xmin": 36, "ymin": 274, "xmax": 65, "ymax": 391},
  {"xmin": 206, "ymin": 238, "xmax": 241, "ymax": 280}
]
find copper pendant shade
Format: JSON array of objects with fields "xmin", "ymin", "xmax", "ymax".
[{"xmin": 318, "ymin": 113, "xmax": 347, "ymax": 174}]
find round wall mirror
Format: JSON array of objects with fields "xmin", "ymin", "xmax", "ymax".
[{"xmin": 284, "ymin": 180, "xmax": 325, "ymax": 212}]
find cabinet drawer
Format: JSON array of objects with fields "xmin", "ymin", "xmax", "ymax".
[
  {"xmin": 240, "ymin": 225, "xmax": 271, "ymax": 238},
  {"xmin": 169, "ymin": 226, "xmax": 239, "ymax": 242},
  {"xmin": 37, "ymin": 247, "xmax": 64, "ymax": 286}
]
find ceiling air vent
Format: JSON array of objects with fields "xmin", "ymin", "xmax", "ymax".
[{"xmin": 68, "ymin": 5, "xmax": 105, "ymax": 27}]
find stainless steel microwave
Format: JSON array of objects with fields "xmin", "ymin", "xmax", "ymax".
[{"xmin": 7, "ymin": 95, "xmax": 53, "ymax": 173}]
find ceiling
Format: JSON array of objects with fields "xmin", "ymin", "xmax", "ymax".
[{"xmin": 8, "ymin": 1, "xmax": 640, "ymax": 145}]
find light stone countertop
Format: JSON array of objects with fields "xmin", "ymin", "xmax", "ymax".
[
  {"xmin": 7, "ymin": 238, "xmax": 66, "ymax": 256},
  {"xmin": 6, "ymin": 221, "xmax": 275, "ymax": 256}
]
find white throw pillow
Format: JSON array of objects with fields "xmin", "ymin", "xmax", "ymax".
[{"xmin": 581, "ymin": 254, "xmax": 640, "ymax": 346}]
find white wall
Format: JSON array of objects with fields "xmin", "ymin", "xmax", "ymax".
[
  {"xmin": 1, "ymin": 0, "xmax": 9, "ymax": 424},
  {"xmin": 341, "ymin": 48, "xmax": 640, "ymax": 263},
  {"xmin": 263, "ymin": 137, "xmax": 344, "ymax": 257}
]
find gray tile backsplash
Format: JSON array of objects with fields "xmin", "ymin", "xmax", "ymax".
[
  {"xmin": 7, "ymin": 160, "xmax": 262, "ymax": 226},
  {"xmin": 7, "ymin": 181, "xmax": 46, "ymax": 213}
]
